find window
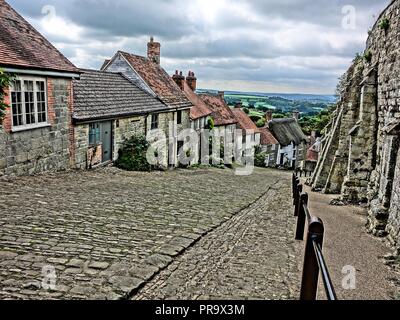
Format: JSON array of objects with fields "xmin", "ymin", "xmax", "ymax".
[
  {"xmin": 10, "ymin": 77, "xmax": 47, "ymax": 129},
  {"xmin": 177, "ymin": 110, "xmax": 182, "ymax": 125},
  {"xmin": 151, "ymin": 114, "xmax": 159, "ymax": 130},
  {"xmin": 89, "ymin": 123, "xmax": 101, "ymax": 146}
]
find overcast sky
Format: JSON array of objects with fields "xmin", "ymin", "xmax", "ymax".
[{"xmin": 8, "ymin": 0, "xmax": 390, "ymax": 94}]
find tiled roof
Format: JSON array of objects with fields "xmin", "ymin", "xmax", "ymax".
[
  {"xmin": 0, "ymin": 0, "xmax": 78, "ymax": 73},
  {"xmin": 268, "ymin": 118, "xmax": 308, "ymax": 146},
  {"xmin": 119, "ymin": 51, "xmax": 192, "ymax": 110},
  {"xmin": 183, "ymin": 82, "xmax": 212, "ymax": 120},
  {"xmin": 72, "ymin": 69, "xmax": 169, "ymax": 121},
  {"xmin": 259, "ymin": 126, "xmax": 279, "ymax": 145},
  {"xmin": 231, "ymin": 108, "xmax": 261, "ymax": 134},
  {"xmin": 198, "ymin": 94, "xmax": 238, "ymax": 126}
]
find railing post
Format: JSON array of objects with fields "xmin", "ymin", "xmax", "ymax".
[
  {"xmin": 293, "ymin": 177, "xmax": 299, "ymax": 205},
  {"xmin": 295, "ymin": 193, "xmax": 308, "ymax": 240},
  {"xmin": 294, "ymin": 184, "xmax": 302, "ymax": 217},
  {"xmin": 300, "ymin": 217, "xmax": 324, "ymax": 301}
]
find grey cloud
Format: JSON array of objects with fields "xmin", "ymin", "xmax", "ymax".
[{"xmin": 6, "ymin": 0, "xmax": 390, "ymax": 93}]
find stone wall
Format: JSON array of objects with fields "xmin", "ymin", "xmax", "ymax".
[
  {"xmin": 312, "ymin": 0, "xmax": 400, "ymax": 249},
  {"xmin": 0, "ymin": 78, "xmax": 72, "ymax": 176}
]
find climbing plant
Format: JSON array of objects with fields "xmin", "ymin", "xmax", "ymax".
[{"xmin": 0, "ymin": 68, "xmax": 14, "ymax": 124}]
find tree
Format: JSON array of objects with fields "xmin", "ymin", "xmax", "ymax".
[
  {"xmin": 0, "ymin": 69, "xmax": 14, "ymax": 124},
  {"xmin": 243, "ymin": 107, "xmax": 250, "ymax": 114}
]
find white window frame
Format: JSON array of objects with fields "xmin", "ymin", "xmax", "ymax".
[{"xmin": 10, "ymin": 76, "xmax": 49, "ymax": 132}]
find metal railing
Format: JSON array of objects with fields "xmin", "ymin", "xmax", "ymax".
[{"xmin": 292, "ymin": 173, "xmax": 337, "ymax": 301}]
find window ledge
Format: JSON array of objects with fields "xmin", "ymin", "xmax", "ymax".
[{"xmin": 11, "ymin": 123, "xmax": 52, "ymax": 133}]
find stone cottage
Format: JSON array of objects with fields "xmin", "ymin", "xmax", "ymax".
[
  {"xmin": 258, "ymin": 115, "xmax": 280, "ymax": 168},
  {"xmin": 172, "ymin": 70, "xmax": 213, "ymax": 164},
  {"xmin": 198, "ymin": 91, "xmax": 238, "ymax": 136},
  {"xmin": 101, "ymin": 38, "xmax": 192, "ymax": 167},
  {"xmin": 267, "ymin": 113, "xmax": 308, "ymax": 169},
  {"xmin": 231, "ymin": 103, "xmax": 261, "ymax": 145},
  {"xmin": 310, "ymin": 0, "xmax": 400, "ymax": 250},
  {"xmin": 0, "ymin": 0, "xmax": 80, "ymax": 176},
  {"xmin": 72, "ymin": 69, "xmax": 170, "ymax": 169}
]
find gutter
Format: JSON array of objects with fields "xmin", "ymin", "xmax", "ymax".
[{"xmin": 3, "ymin": 67, "xmax": 80, "ymax": 79}]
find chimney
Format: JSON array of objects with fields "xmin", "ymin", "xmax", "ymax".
[
  {"xmin": 265, "ymin": 110, "xmax": 273, "ymax": 122},
  {"xmin": 293, "ymin": 110, "xmax": 300, "ymax": 121},
  {"xmin": 235, "ymin": 102, "xmax": 242, "ymax": 109},
  {"xmin": 186, "ymin": 71, "xmax": 197, "ymax": 92},
  {"xmin": 218, "ymin": 91, "xmax": 225, "ymax": 99},
  {"xmin": 147, "ymin": 36, "xmax": 161, "ymax": 65},
  {"xmin": 172, "ymin": 70, "xmax": 185, "ymax": 91}
]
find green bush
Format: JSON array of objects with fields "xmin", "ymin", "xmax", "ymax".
[
  {"xmin": 243, "ymin": 107, "xmax": 250, "ymax": 114},
  {"xmin": 256, "ymin": 118, "xmax": 266, "ymax": 128},
  {"xmin": 206, "ymin": 117, "xmax": 215, "ymax": 130},
  {"xmin": 364, "ymin": 50, "xmax": 372, "ymax": 63},
  {"xmin": 379, "ymin": 17, "xmax": 390, "ymax": 32},
  {"xmin": 115, "ymin": 135, "xmax": 152, "ymax": 171},
  {"xmin": 0, "ymin": 69, "xmax": 14, "ymax": 123},
  {"xmin": 254, "ymin": 146, "xmax": 266, "ymax": 168}
]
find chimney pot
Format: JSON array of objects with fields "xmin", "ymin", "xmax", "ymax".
[
  {"xmin": 172, "ymin": 70, "xmax": 185, "ymax": 91},
  {"xmin": 147, "ymin": 37, "xmax": 161, "ymax": 65},
  {"xmin": 186, "ymin": 70, "xmax": 197, "ymax": 92}
]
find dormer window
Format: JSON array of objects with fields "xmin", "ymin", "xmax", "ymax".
[{"xmin": 10, "ymin": 77, "xmax": 48, "ymax": 130}]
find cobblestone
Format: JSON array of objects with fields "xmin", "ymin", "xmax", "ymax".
[
  {"xmin": 0, "ymin": 167, "xmax": 293, "ymax": 299},
  {"xmin": 133, "ymin": 177, "xmax": 301, "ymax": 300}
]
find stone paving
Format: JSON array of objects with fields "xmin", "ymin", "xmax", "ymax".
[
  {"xmin": 133, "ymin": 178, "xmax": 301, "ymax": 300},
  {"xmin": 0, "ymin": 167, "xmax": 297, "ymax": 300}
]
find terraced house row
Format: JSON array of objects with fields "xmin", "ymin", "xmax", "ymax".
[{"xmin": 0, "ymin": 0, "xmax": 306, "ymax": 176}]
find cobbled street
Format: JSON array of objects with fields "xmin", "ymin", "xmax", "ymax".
[{"xmin": 0, "ymin": 167, "xmax": 300, "ymax": 300}]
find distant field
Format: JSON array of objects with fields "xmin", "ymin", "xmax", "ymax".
[{"xmin": 221, "ymin": 92, "xmax": 336, "ymax": 116}]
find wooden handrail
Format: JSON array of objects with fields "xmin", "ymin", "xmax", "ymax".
[{"xmin": 292, "ymin": 173, "xmax": 337, "ymax": 301}]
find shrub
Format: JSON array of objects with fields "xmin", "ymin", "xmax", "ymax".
[
  {"xmin": 115, "ymin": 135, "xmax": 152, "ymax": 171},
  {"xmin": 243, "ymin": 107, "xmax": 250, "ymax": 114},
  {"xmin": 254, "ymin": 153, "xmax": 266, "ymax": 168},
  {"xmin": 0, "ymin": 69, "xmax": 15, "ymax": 124},
  {"xmin": 256, "ymin": 118, "xmax": 266, "ymax": 128},
  {"xmin": 206, "ymin": 117, "xmax": 215, "ymax": 130},
  {"xmin": 254, "ymin": 146, "xmax": 266, "ymax": 168},
  {"xmin": 364, "ymin": 50, "xmax": 372, "ymax": 63},
  {"xmin": 379, "ymin": 17, "xmax": 390, "ymax": 32}
]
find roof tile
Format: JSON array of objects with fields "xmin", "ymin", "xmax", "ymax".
[
  {"xmin": 0, "ymin": 0, "xmax": 78, "ymax": 73},
  {"xmin": 73, "ymin": 69, "xmax": 169, "ymax": 121},
  {"xmin": 120, "ymin": 51, "xmax": 192, "ymax": 110},
  {"xmin": 198, "ymin": 94, "xmax": 237, "ymax": 126}
]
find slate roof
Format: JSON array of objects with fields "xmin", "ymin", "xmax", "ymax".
[
  {"xmin": 268, "ymin": 118, "xmax": 308, "ymax": 146},
  {"xmin": 231, "ymin": 108, "xmax": 261, "ymax": 134},
  {"xmin": 183, "ymin": 82, "xmax": 212, "ymax": 120},
  {"xmin": 198, "ymin": 94, "xmax": 238, "ymax": 126},
  {"xmin": 259, "ymin": 126, "xmax": 279, "ymax": 145},
  {"xmin": 119, "ymin": 51, "xmax": 192, "ymax": 110},
  {"xmin": 0, "ymin": 0, "xmax": 78, "ymax": 73},
  {"xmin": 72, "ymin": 69, "xmax": 169, "ymax": 122}
]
